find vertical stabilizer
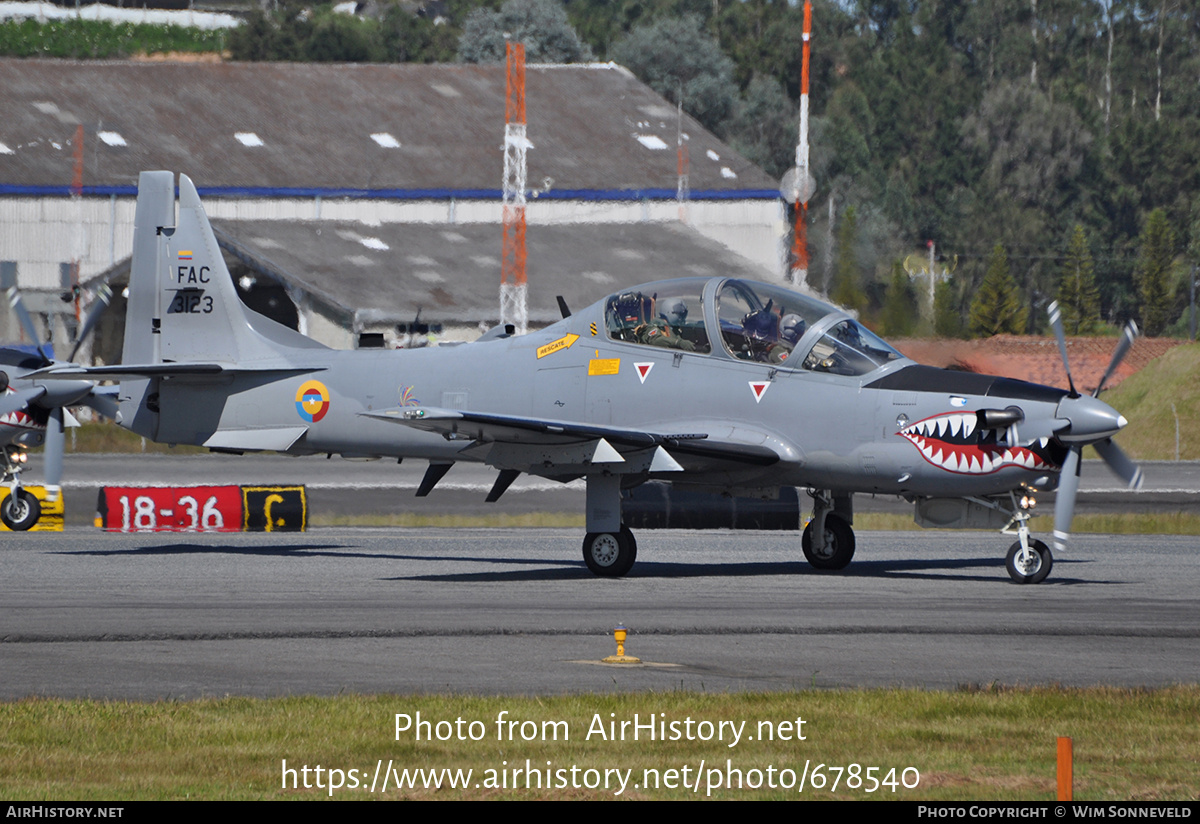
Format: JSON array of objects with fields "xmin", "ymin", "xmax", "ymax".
[
  {"xmin": 119, "ymin": 172, "xmax": 321, "ymax": 438},
  {"xmin": 118, "ymin": 171, "xmax": 174, "ymax": 438},
  {"xmin": 158, "ymin": 174, "xmax": 285, "ymax": 365}
]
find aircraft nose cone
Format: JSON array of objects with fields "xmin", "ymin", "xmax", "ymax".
[{"xmin": 1056, "ymin": 394, "xmax": 1127, "ymax": 443}]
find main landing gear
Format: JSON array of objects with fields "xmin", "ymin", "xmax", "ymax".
[
  {"xmin": 582, "ymin": 473, "xmax": 639, "ymax": 577},
  {"xmin": 582, "ymin": 527, "xmax": 638, "ymax": 577},
  {"xmin": 802, "ymin": 490, "xmax": 856, "ymax": 571}
]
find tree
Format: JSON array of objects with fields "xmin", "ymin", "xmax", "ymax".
[
  {"xmin": 879, "ymin": 260, "xmax": 918, "ymax": 337},
  {"xmin": 969, "ymin": 244, "xmax": 1027, "ymax": 337},
  {"xmin": 934, "ymin": 278, "xmax": 966, "ymax": 338},
  {"xmin": 727, "ymin": 74, "xmax": 795, "ymax": 179},
  {"xmin": 1134, "ymin": 208, "xmax": 1177, "ymax": 336},
  {"xmin": 609, "ymin": 16, "xmax": 738, "ymax": 136},
  {"xmin": 831, "ymin": 206, "xmax": 867, "ymax": 313},
  {"xmin": 457, "ymin": 0, "xmax": 593, "ymax": 64},
  {"xmin": 1056, "ymin": 224, "xmax": 1101, "ymax": 334}
]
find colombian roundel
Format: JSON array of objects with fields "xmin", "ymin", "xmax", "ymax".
[{"xmin": 295, "ymin": 380, "xmax": 330, "ymax": 423}]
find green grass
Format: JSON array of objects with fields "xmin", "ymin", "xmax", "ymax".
[
  {"xmin": 1098, "ymin": 342, "xmax": 1200, "ymax": 461},
  {"xmin": 2, "ymin": 688, "xmax": 1197, "ymax": 800}
]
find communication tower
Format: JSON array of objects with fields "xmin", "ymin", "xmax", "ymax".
[{"xmin": 500, "ymin": 41, "xmax": 528, "ymax": 335}]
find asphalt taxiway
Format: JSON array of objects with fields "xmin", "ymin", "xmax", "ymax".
[{"xmin": 3, "ymin": 527, "xmax": 1198, "ymax": 698}]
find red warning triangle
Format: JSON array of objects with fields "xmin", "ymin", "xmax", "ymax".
[
  {"xmin": 749, "ymin": 381, "xmax": 770, "ymax": 403},
  {"xmin": 635, "ymin": 362, "xmax": 653, "ymax": 384}
]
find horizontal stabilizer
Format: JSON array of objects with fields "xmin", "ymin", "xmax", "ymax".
[{"xmin": 203, "ymin": 427, "xmax": 308, "ymax": 451}]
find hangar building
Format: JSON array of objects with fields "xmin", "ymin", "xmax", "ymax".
[{"xmin": 0, "ymin": 59, "xmax": 784, "ymax": 355}]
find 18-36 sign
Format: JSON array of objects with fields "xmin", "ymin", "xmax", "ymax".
[{"xmin": 96, "ymin": 485, "xmax": 306, "ymax": 532}]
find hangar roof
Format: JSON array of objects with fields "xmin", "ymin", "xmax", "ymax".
[
  {"xmin": 0, "ymin": 59, "xmax": 777, "ymax": 199},
  {"xmin": 211, "ymin": 219, "xmax": 776, "ymax": 326}
]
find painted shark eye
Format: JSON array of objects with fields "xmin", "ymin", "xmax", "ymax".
[{"xmin": 895, "ymin": 414, "xmax": 908, "ymax": 429}]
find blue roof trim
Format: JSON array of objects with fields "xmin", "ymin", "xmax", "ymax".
[{"xmin": 0, "ymin": 183, "xmax": 780, "ymax": 201}]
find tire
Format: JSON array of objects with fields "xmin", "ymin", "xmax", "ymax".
[
  {"xmin": 583, "ymin": 527, "xmax": 637, "ymax": 577},
  {"xmin": 1006, "ymin": 539, "xmax": 1053, "ymax": 584},
  {"xmin": 1, "ymin": 489, "xmax": 41, "ymax": 531},
  {"xmin": 801, "ymin": 513, "xmax": 855, "ymax": 570}
]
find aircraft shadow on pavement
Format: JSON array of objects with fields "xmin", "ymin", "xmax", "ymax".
[
  {"xmin": 57, "ymin": 544, "xmax": 1098, "ymax": 585},
  {"xmin": 401, "ymin": 555, "xmax": 1099, "ymax": 584},
  {"xmin": 57, "ymin": 543, "xmax": 583, "ymax": 568}
]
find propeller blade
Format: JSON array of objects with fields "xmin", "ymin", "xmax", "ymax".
[
  {"xmin": 44, "ymin": 406, "xmax": 65, "ymax": 491},
  {"xmin": 1046, "ymin": 301, "xmax": 1078, "ymax": 397},
  {"xmin": 1053, "ymin": 446, "xmax": 1082, "ymax": 553},
  {"xmin": 1094, "ymin": 438, "xmax": 1144, "ymax": 490},
  {"xmin": 7, "ymin": 286, "xmax": 49, "ymax": 364},
  {"xmin": 68, "ymin": 284, "xmax": 114, "ymax": 363},
  {"xmin": 82, "ymin": 388, "xmax": 119, "ymax": 420},
  {"xmin": 1094, "ymin": 320, "xmax": 1138, "ymax": 396},
  {"xmin": 0, "ymin": 386, "xmax": 47, "ymax": 418}
]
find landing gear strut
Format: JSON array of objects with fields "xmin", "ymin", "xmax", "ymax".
[{"xmin": 582, "ymin": 473, "xmax": 638, "ymax": 577}]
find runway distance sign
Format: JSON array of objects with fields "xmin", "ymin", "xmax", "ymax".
[{"xmin": 96, "ymin": 486, "xmax": 307, "ymax": 533}]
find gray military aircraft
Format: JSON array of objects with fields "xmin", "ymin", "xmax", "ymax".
[{"xmin": 39, "ymin": 171, "xmax": 1143, "ymax": 582}]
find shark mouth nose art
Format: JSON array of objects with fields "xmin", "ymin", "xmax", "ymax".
[{"xmin": 898, "ymin": 412, "xmax": 1059, "ymax": 474}]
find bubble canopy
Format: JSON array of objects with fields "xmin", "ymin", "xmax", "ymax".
[{"xmin": 602, "ymin": 278, "xmax": 904, "ymax": 377}]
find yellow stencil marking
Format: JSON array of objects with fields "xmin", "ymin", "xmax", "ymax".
[
  {"xmin": 536, "ymin": 333, "xmax": 580, "ymax": 359},
  {"xmin": 588, "ymin": 358, "xmax": 620, "ymax": 376}
]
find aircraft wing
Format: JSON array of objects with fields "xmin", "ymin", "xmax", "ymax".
[
  {"xmin": 362, "ymin": 406, "xmax": 781, "ymax": 468},
  {"xmin": 27, "ymin": 364, "xmax": 323, "ymax": 380}
]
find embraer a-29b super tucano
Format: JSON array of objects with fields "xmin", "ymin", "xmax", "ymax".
[{"xmin": 41, "ymin": 172, "xmax": 1143, "ymax": 582}]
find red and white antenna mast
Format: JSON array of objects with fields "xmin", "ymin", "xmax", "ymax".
[
  {"xmin": 500, "ymin": 41, "xmax": 528, "ymax": 335},
  {"xmin": 783, "ymin": 0, "xmax": 815, "ymax": 287}
]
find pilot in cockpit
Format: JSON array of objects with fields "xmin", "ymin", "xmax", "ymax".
[{"xmin": 741, "ymin": 302, "xmax": 789, "ymax": 364}]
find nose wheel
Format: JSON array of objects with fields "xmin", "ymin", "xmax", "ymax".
[
  {"xmin": 1006, "ymin": 539, "xmax": 1052, "ymax": 584},
  {"xmin": 1, "ymin": 487, "xmax": 41, "ymax": 531},
  {"xmin": 583, "ymin": 527, "xmax": 637, "ymax": 577}
]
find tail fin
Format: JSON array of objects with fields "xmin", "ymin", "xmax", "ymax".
[
  {"xmin": 124, "ymin": 172, "xmax": 321, "ymax": 368},
  {"xmin": 119, "ymin": 172, "xmax": 326, "ymax": 438}
]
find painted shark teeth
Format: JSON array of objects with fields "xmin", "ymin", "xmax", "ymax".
[{"xmin": 898, "ymin": 411, "xmax": 1057, "ymax": 475}]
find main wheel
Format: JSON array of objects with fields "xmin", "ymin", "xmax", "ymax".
[
  {"xmin": 583, "ymin": 527, "xmax": 637, "ymax": 577},
  {"xmin": 1, "ymin": 489, "xmax": 41, "ymax": 531},
  {"xmin": 1006, "ymin": 539, "xmax": 1052, "ymax": 584},
  {"xmin": 801, "ymin": 513, "xmax": 855, "ymax": 570}
]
